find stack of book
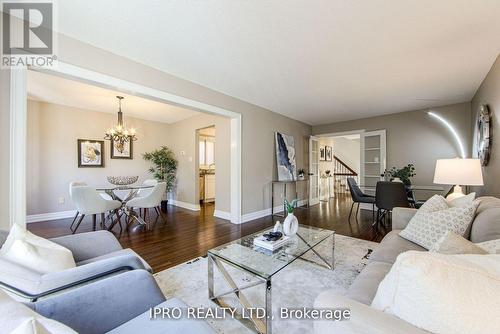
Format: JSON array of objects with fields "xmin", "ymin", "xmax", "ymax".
[{"xmin": 253, "ymin": 234, "xmax": 290, "ymax": 251}]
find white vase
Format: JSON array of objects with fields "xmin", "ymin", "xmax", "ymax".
[{"xmin": 283, "ymin": 213, "xmax": 299, "ymax": 236}]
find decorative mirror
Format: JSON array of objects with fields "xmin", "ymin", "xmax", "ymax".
[{"xmin": 476, "ymin": 104, "xmax": 491, "ymax": 166}]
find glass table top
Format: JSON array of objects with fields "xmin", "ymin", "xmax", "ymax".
[{"xmin": 208, "ymin": 224, "xmax": 334, "ymax": 279}]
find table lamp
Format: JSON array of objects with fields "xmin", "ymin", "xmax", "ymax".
[{"xmin": 433, "ymin": 158, "xmax": 483, "ymax": 200}]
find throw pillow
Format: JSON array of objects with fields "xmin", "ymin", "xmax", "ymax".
[
  {"xmin": 372, "ymin": 251, "xmax": 500, "ymax": 334},
  {"xmin": 0, "ymin": 224, "xmax": 76, "ymax": 274},
  {"xmin": 447, "ymin": 192, "xmax": 476, "ymax": 207},
  {"xmin": 429, "ymin": 230, "xmax": 487, "ymax": 254},
  {"xmin": 477, "ymin": 239, "xmax": 500, "ymax": 254},
  {"xmin": 399, "ymin": 195, "xmax": 478, "ymax": 249}
]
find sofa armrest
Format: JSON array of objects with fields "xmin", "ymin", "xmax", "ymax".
[
  {"xmin": 50, "ymin": 230, "xmax": 123, "ymax": 262},
  {"xmin": 32, "ymin": 270, "xmax": 166, "ymax": 334},
  {"xmin": 392, "ymin": 207, "xmax": 418, "ymax": 230},
  {"xmin": 314, "ymin": 291, "xmax": 429, "ymax": 334}
]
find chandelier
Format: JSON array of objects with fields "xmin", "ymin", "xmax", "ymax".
[{"xmin": 104, "ymin": 96, "xmax": 137, "ymax": 152}]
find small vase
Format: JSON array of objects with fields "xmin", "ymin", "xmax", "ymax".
[{"xmin": 283, "ymin": 213, "xmax": 299, "ymax": 236}]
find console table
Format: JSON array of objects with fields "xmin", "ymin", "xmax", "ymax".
[{"xmin": 271, "ymin": 179, "xmax": 309, "ymax": 217}]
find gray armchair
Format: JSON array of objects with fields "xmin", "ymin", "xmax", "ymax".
[{"xmin": 0, "ymin": 230, "xmax": 151, "ymax": 301}]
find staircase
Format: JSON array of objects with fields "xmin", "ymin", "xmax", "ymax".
[{"xmin": 333, "ymin": 156, "xmax": 358, "ymax": 193}]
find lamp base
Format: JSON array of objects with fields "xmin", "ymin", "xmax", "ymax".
[{"xmin": 445, "ymin": 185, "xmax": 465, "ymax": 200}]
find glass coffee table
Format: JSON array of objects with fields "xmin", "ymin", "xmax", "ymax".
[{"xmin": 207, "ymin": 224, "xmax": 335, "ymax": 334}]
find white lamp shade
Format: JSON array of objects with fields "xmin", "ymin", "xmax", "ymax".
[{"xmin": 433, "ymin": 158, "xmax": 484, "ymax": 186}]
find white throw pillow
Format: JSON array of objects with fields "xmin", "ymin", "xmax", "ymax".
[
  {"xmin": 0, "ymin": 224, "xmax": 76, "ymax": 274},
  {"xmin": 447, "ymin": 192, "xmax": 476, "ymax": 207},
  {"xmin": 429, "ymin": 230, "xmax": 487, "ymax": 254},
  {"xmin": 399, "ymin": 195, "xmax": 478, "ymax": 249},
  {"xmin": 0, "ymin": 289, "xmax": 76, "ymax": 333},
  {"xmin": 477, "ymin": 239, "xmax": 500, "ymax": 254},
  {"xmin": 372, "ymin": 251, "xmax": 500, "ymax": 334}
]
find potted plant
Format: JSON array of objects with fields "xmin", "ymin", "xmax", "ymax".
[
  {"xmin": 283, "ymin": 199, "xmax": 299, "ymax": 236},
  {"xmin": 143, "ymin": 146, "xmax": 178, "ymax": 211},
  {"xmin": 384, "ymin": 164, "xmax": 416, "ymax": 186},
  {"xmin": 297, "ymin": 169, "xmax": 305, "ymax": 180}
]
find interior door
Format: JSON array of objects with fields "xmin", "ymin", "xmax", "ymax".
[
  {"xmin": 360, "ymin": 130, "xmax": 386, "ymax": 194},
  {"xmin": 309, "ymin": 136, "xmax": 320, "ymax": 205}
]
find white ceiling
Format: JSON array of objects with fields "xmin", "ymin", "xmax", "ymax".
[
  {"xmin": 27, "ymin": 70, "xmax": 200, "ymax": 124},
  {"xmin": 55, "ymin": 1, "xmax": 500, "ymax": 125}
]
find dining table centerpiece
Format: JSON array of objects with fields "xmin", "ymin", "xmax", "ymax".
[{"xmin": 143, "ymin": 146, "xmax": 178, "ymax": 211}]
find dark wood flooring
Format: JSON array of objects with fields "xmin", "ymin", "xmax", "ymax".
[{"xmin": 28, "ymin": 193, "xmax": 388, "ymax": 273}]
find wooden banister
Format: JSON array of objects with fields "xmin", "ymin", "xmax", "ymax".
[{"xmin": 333, "ymin": 156, "xmax": 357, "ymax": 176}]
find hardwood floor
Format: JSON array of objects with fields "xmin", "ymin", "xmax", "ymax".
[{"xmin": 28, "ymin": 193, "xmax": 388, "ymax": 273}]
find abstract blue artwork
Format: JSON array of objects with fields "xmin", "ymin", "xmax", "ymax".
[{"xmin": 275, "ymin": 132, "xmax": 297, "ymax": 181}]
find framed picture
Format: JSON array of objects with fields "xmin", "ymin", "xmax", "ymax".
[
  {"xmin": 78, "ymin": 139, "xmax": 104, "ymax": 168},
  {"xmin": 275, "ymin": 132, "xmax": 297, "ymax": 181},
  {"xmin": 325, "ymin": 146, "xmax": 333, "ymax": 161},
  {"xmin": 111, "ymin": 137, "xmax": 133, "ymax": 159},
  {"xmin": 319, "ymin": 146, "xmax": 326, "ymax": 161}
]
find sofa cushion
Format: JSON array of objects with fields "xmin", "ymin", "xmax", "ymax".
[
  {"xmin": 470, "ymin": 207, "xmax": 500, "ymax": 243},
  {"xmin": 107, "ymin": 298, "xmax": 215, "ymax": 334},
  {"xmin": 370, "ymin": 230, "xmax": 426, "ymax": 264},
  {"xmin": 0, "ymin": 289, "xmax": 76, "ymax": 333},
  {"xmin": 0, "ymin": 224, "xmax": 76, "ymax": 275},
  {"xmin": 76, "ymin": 248, "xmax": 152, "ymax": 272},
  {"xmin": 372, "ymin": 251, "xmax": 500, "ymax": 334},
  {"xmin": 346, "ymin": 261, "xmax": 392, "ymax": 305}
]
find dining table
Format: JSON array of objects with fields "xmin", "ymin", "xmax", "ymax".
[{"xmin": 95, "ymin": 184, "xmax": 154, "ymax": 229}]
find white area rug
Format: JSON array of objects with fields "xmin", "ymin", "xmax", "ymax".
[{"xmin": 154, "ymin": 234, "xmax": 377, "ymax": 333}]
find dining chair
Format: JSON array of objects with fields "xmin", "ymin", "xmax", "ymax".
[
  {"xmin": 126, "ymin": 182, "xmax": 167, "ymax": 225},
  {"xmin": 347, "ymin": 178, "xmax": 375, "ymax": 223},
  {"xmin": 69, "ymin": 181, "xmax": 113, "ymax": 231},
  {"xmin": 70, "ymin": 186, "xmax": 122, "ymax": 234},
  {"xmin": 374, "ymin": 181, "xmax": 411, "ymax": 228}
]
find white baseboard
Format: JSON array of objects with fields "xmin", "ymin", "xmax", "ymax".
[
  {"xmin": 169, "ymin": 200, "xmax": 200, "ymax": 211},
  {"xmin": 213, "ymin": 210, "xmax": 231, "ymax": 221},
  {"xmin": 27, "ymin": 210, "xmax": 77, "ymax": 223},
  {"xmin": 241, "ymin": 200, "xmax": 308, "ymax": 224}
]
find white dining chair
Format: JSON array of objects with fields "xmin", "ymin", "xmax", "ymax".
[
  {"xmin": 69, "ymin": 181, "xmax": 113, "ymax": 231},
  {"xmin": 126, "ymin": 182, "xmax": 167, "ymax": 224},
  {"xmin": 70, "ymin": 186, "xmax": 122, "ymax": 234}
]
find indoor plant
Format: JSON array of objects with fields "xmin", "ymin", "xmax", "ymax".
[
  {"xmin": 385, "ymin": 164, "xmax": 416, "ymax": 186},
  {"xmin": 143, "ymin": 146, "xmax": 178, "ymax": 210},
  {"xmin": 283, "ymin": 199, "xmax": 299, "ymax": 236}
]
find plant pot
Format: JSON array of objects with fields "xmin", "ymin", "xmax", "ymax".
[
  {"xmin": 161, "ymin": 200, "xmax": 168, "ymax": 211},
  {"xmin": 283, "ymin": 213, "xmax": 299, "ymax": 236}
]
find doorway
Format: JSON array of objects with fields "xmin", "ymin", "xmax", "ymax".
[{"xmin": 197, "ymin": 126, "xmax": 216, "ymax": 208}]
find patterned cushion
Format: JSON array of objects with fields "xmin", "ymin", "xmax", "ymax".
[{"xmin": 399, "ymin": 195, "xmax": 479, "ymax": 250}]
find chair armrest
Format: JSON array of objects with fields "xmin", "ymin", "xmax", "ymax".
[
  {"xmin": 1, "ymin": 254, "xmax": 145, "ymax": 301},
  {"xmin": 314, "ymin": 291, "xmax": 429, "ymax": 334},
  {"xmin": 392, "ymin": 207, "xmax": 418, "ymax": 230},
  {"xmin": 32, "ymin": 270, "xmax": 166, "ymax": 334},
  {"xmin": 50, "ymin": 230, "xmax": 123, "ymax": 262}
]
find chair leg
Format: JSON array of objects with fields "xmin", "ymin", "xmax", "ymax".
[
  {"xmin": 348, "ymin": 202, "xmax": 355, "ymax": 222},
  {"xmin": 100, "ymin": 213, "xmax": 105, "ymax": 229},
  {"xmin": 373, "ymin": 209, "xmax": 380, "ymax": 227},
  {"xmin": 372, "ymin": 203, "xmax": 375, "ymax": 223},
  {"xmin": 70, "ymin": 211, "xmax": 79, "ymax": 230},
  {"xmin": 155, "ymin": 206, "xmax": 167, "ymax": 224},
  {"xmin": 72, "ymin": 214, "xmax": 85, "ymax": 234},
  {"xmin": 92, "ymin": 214, "xmax": 97, "ymax": 231},
  {"xmin": 355, "ymin": 203, "xmax": 360, "ymax": 222}
]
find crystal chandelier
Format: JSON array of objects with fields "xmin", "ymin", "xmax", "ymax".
[{"xmin": 104, "ymin": 96, "xmax": 137, "ymax": 152}]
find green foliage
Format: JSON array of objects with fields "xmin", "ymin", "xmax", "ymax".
[
  {"xmin": 143, "ymin": 146, "xmax": 178, "ymax": 192},
  {"xmin": 385, "ymin": 164, "xmax": 416, "ymax": 186},
  {"xmin": 284, "ymin": 198, "xmax": 298, "ymax": 214}
]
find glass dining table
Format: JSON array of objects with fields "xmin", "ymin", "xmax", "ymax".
[{"xmin": 95, "ymin": 184, "xmax": 154, "ymax": 229}]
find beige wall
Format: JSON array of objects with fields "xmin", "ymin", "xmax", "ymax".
[
  {"xmin": 168, "ymin": 113, "xmax": 231, "ymax": 213},
  {"xmin": 26, "ymin": 100, "xmax": 174, "ymax": 215},
  {"xmin": 54, "ymin": 34, "xmax": 311, "ymax": 216},
  {"xmin": 471, "ymin": 54, "xmax": 500, "ymax": 197},
  {"xmin": 332, "ymin": 137, "xmax": 360, "ymax": 174},
  {"xmin": 0, "ymin": 68, "xmax": 10, "ymax": 230},
  {"xmin": 313, "ymin": 103, "xmax": 472, "ymax": 186}
]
